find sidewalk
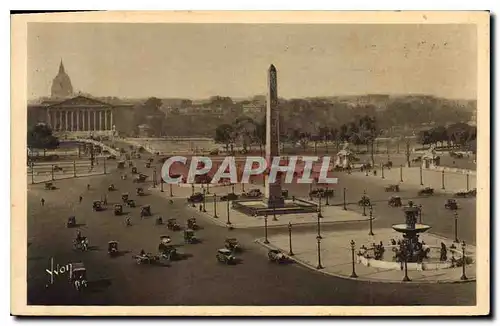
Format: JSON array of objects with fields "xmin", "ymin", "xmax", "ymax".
[
  {"xmin": 350, "ymin": 167, "xmax": 476, "ymax": 194},
  {"xmin": 149, "ymin": 185, "xmax": 370, "ymax": 229},
  {"xmin": 257, "ymin": 228, "xmax": 476, "ymax": 283}
]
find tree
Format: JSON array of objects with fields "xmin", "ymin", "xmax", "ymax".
[
  {"xmin": 233, "ymin": 116, "xmax": 256, "ymax": 152},
  {"xmin": 253, "ymin": 117, "xmax": 266, "ymax": 155},
  {"xmin": 215, "ymin": 124, "xmax": 236, "ymax": 153},
  {"xmin": 132, "ymin": 97, "xmax": 166, "ymax": 136},
  {"xmin": 357, "ymin": 115, "xmax": 378, "ymax": 165},
  {"xmin": 27, "ymin": 123, "xmax": 59, "ymax": 156}
]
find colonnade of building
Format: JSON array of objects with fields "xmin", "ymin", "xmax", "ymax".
[{"xmin": 46, "ymin": 108, "xmax": 113, "ymax": 132}]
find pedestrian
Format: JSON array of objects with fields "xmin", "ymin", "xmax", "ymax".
[
  {"xmin": 103, "ymin": 195, "xmax": 108, "ymax": 205},
  {"xmin": 87, "ymin": 184, "xmax": 90, "ymax": 190},
  {"xmin": 79, "ymin": 195, "xmax": 83, "ymax": 203},
  {"xmin": 41, "ymin": 198, "xmax": 45, "ymax": 206}
]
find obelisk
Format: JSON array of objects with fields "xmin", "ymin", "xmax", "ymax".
[{"xmin": 265, "ymin": 64, "xmax": 285, "ymax": 207}]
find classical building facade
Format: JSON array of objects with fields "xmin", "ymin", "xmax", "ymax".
[{"xmin": 28, "ymin": 60, "xmax": 135, "ymax": 137}]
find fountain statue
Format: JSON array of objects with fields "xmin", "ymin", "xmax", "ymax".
[{"xmin": 392, "ymin": 201, "xmax": 432, "ymax": 262}]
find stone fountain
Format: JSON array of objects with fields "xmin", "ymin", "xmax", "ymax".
[{"xmin": 391, "ymin": 201, "xmax": 432, "ymax": 262}]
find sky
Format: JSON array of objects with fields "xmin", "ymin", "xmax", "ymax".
[{"xmin": 27, "ymin": 23, "xmax": 477, "ymax": 100}]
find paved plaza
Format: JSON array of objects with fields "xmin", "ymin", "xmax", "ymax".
[
  {"xmin": 350, "ymin": 166, "xmax": 476, "ymax": 194},
  {"xmin": 258, "ymin": 228, "xmax": 476, "ymax": 283}
]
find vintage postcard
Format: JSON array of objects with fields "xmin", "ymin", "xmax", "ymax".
[{"xmin": 11, "ymin": 11, "xmax": 490, "ymax": 316}]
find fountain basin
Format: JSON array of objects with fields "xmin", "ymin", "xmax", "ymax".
[{"xmin": 392, "ymin": 223, "xmax": 432, "ymax": 234}]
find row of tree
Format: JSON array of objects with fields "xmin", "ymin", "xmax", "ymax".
[
  {"xmin": 215, "ymin": 114, "xmax": 381, "ymax": 164},
  {"xmin": 417, "ymin": 123, "xmax": 477, "ymax": 151}
]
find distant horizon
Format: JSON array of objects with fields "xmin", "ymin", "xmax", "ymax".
[{"xmin": 29, "ymin": 92, "xmax": 477, "ymax": 103}]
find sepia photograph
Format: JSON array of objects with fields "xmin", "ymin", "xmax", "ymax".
[{"xmin": 11, "ymin": 11, "xmax": 490, "ymax": 316}]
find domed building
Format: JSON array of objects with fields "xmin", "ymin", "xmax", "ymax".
[{"xmin": 51, "ymin": 60, "xmax": 73, "ymax": 98}]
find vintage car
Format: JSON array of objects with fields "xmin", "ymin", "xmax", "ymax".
[
  {"xmin": 140, "ymin": 205, "xmax": 152, "ymax": 217},
  {"xmin": 216, "ymin": 248, "xmax": 236, "ymax": 265},
  {"xmin": 145, "ymin": 162, "xmax": 151, "ymax": 168},
  {"xmin": 383, "ymin": 161, "xmax": 393, "ymax": 169},
  {"xmin": 136, "ymin": 187, "xmax": 145, "ymax": 196},
  {"xmin": 187, "ymin": 217, "xmax": 198, "ymax": 230},
  {"xmin": 108, "ymin": 184, "xmax": 116, "ymax": 191},
  {"xmin": 167, "ymin": 218, "xmax": 181, "ymax": 231},
  {"xmin": 418, "ymin": 187, "xmax": 434, "ymax": 196},
  {"xmin": 131, "ymin": 167, "xmax": 138, "ymax": 174},
  {"xmin": 155, "ymin": 216, "xmax": 163, "ymax": 225},
  {"xmin": 92, "ymin": 200, "xmax": 104, "ymax": 211},
  {"xmin": 148, "ymin": 157, "xmax": 154, "ymax": 163},
  {"xmin": 445, "ymin": 199, "xmax": 459, "ymax": 210},
  {"xmin": 309, "ymin": 188, "xmax": 335, "ymax": 198},
  {"xmin": 412, "ymin": 156, "xmax": 423, "ymax": 163},
  {"xmin": 358, "ymin": 195, "xmax": 371, "ymax": 207},
  {"xmin": 220, "ymin": 193, "xmax": 239, "ymax": 201},
  {"xmin": 128, "ymin": 161, "xmax": 133, "ymax": 167},
  {"xmin": 282, "ymin": 189, "xmax": 289, "ymax": 199},
  {"xmin": 73, "ymin": 237, "xmax": 89, "ymax": 251},
  {"xmin": 108, "ymin": 241, "xmax": 119, "ymax": 256},
  {"xmin": 225, "ymin": 238, "xmax": 240, "ymax": 252},
  {"xmin": 158, "ymin": 242, "xmax": 177, "ymax": 261},
  {"xmin": 114, "ymin": 204, "xmax": 123, "ymax": 216},
  {"xmin": 121, "ymin": 193, "xmax": 129, "ymax": 203},
  {"xmin": 187, "ymin": 192, "xmax": 204, "ymax": 204},
  {"xmin": 53, "ymin": 165, "xmax": 63, "ymax": 172},
  {"xmin": 67, "ymin": 216, "xmax": 76, "ymax": 228},
  {"xmin": 385, "ymin": 184, "xmax": 400, "ymax": 192},
  {"xmin": 184, "ymin": 229, "xmax": 199, "ymax": 244},
  {"xmin": 134, "ymin": 253, "xmax": 160, "ymax": 265},
  {"xmin": 69, "ymin": 262, "xmax": 88, "ymax": 290},
  {"xmin": 388, "ymin": 196, "xmax": 403, "ymax": 207},
  {"xmin": 126, "ymin": 199, "xmax": 136, "ymax": 208},
  {"xmin": 106, "ymin": 154, "xmax": 117, "ymax": 160},
  {"xmin": 241, "ymin": 189, "xmax": 263, "ymax": 198},
  {"xmin": 133, "ymin": 174, "xmax": 148, "ymax": 183},
  {"xmin": 268, "ymin": 249, "xmax": 289, "ymax": 263},
  {"xmin": 44, "ymin": 182, "xmax": 56, "ymax": 190},
  {"xmin": 117, "ymin": 161, "xmax": 125, "ymax": 169}
]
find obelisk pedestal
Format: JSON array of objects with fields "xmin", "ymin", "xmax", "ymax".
[{"xmin": 265, "ymin": 64, "xmax": 285, "ymax": 208}]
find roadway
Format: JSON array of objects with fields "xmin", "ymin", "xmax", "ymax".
[{"xmin": 27, "ymin": 154, "xmax": 476, "ymax": 306}]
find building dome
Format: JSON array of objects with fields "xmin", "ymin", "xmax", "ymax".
[{"xmin": 51, "ymin": 60, "xmax": 73, "ymax": 98}]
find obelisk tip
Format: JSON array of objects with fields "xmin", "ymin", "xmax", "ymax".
[{"xmin": 269, "ymin": 64, "xmax": 276, "ymax": 71}]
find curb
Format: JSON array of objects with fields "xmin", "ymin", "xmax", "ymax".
[{"xmin": 254, "ymin": 238, "xmax": 476, "ymax": 284}]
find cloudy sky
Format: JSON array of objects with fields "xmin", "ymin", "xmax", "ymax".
[{"xmin": 27, "ymin": 23, "xmax": 477, "ymax": 100}]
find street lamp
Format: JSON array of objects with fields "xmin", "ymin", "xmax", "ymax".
[
  {"xmin": 419, "ymin": 165, "xmax": 423, "ymax": 186},
  {"xmin": 191, "ymin": 183, "xmax": 195, "ymax": 196},
  {"xmin": 466, "ymin": 173, "xmax": 470, "ymax": 191},
  {"xmin": 160, "ymin": 178, "xmax": 164, "ymax": 192},
  {"xmin": 368, "ymin": 206, "xmax": 374, "ymax": 236},
  {"xmin": 400, "ymin": 164, "xmax": 403, "ymax": 182},
  {"xmin": 317, "ymin": 211, "xmax": 322, "ymax": 239},
  {"xmin": 272, "ymin": 199, "xmax": 278, "ymax": 221},
  {"xmin": 350, "ymin": 240, "xmax": 358, "ymax": 278},
  {"xmin": 441, "ymin": 170, "xmax": 445, "ymax": 190},
  {"xmin": 316, "ymin": 235, "xmax": 323, "ymax": 269},
  {"xmin": 454, "ymin": 212, "xmax": 459, "ymax": 243},
  {"xmin": 309, "ymin": 182, "xmax": 313, "ymax": 200},
  {"xmin": 343, "ymin": 187, "xmax": 347, "ymax": 210},
  {"xmin": 264, "ymin": 215, "xmax": 269, "ymax": 244},
  {"xmin": 362, "ymin": 190, "xmax": 367, "ymax": 216},
  {"xmin": 213, "ymin": 194, "xmax": 218, "ymax": 218},
  {"xmin": 231, "ymin": 183, "xmax": 235, "ymax": 194},
  {"xmin": 153, "ymin": 168, "xmax": 157, "ymax": 188},
  {"xmin": 288, "ymin": 222, "xmax": 294, "ymax": 256},
  {"xmin": 419, "ymin": 205, "xmax": 423, "ymax": 224},
  {"xmin": 169, "ymin": 184, "xmax": 173, "ymax": 197},
  {"xmin": 381, "ymin": 164, "xmax": 385, "ymax": 179},
  {"xmin": 318, "ymin": 196, "xmax": 323, "ymax": 218},
  {"xmin": 226, "ymin": 199, "xmax": 232, "ymax": 228},
  {"xmin": 402, "ymin": 240, "xmax": 411, "ymax": 282},
  {"xmin": 460, "ymin": 241, "xmax": 468, "ymax": 281},
  {"xmin": 206, "ymin": 182, "xmax": 210, "ymax": 194},
  {"xmin": 325, "ymin": 184, "xmax": 330, "ymax": 206},
  {"xmin": 202, "ymin": 189, "xmax": 207, "ymax": 212}
]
